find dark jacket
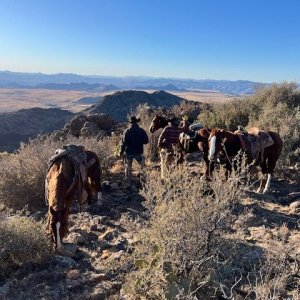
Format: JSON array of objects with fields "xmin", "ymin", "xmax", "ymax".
[{"xmin": 120, "ymin": 123, "xmax": 149, "ymax": 155}]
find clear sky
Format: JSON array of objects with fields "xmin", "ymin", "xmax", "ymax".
[{"xmin": 0, "ymin": 0, "xmax": 299, "ymax": 82}]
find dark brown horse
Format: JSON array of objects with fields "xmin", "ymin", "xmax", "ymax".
[
  {"xmin": 149, "ymin": 115, "xmax": 212, "ymax": 176},
  {"xmin": 46, "ymin": 149, "xmax": 101, "ymax": 250},
  {"xmin": 179, "ymin": 127, "xmax": 211, "ymax": 177},
  {"xmin": 208, "ymin": 128, "xmax": 283, "ymax": 193},
  {"xmin": 149, "ymin": 115, "xmax": 172, "ymax": 133},
  {"xmin": 84, "ymin": 150, "xmax": 102, "ymax": 203}
]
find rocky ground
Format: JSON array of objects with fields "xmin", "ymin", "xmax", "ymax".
[
  {"xmin": 1, "ymin": 170, "xmax": 146, "ymax": 300},
  {"xmin": 1, "ymin": 160, "xmax": 300, "ymax": 300}
]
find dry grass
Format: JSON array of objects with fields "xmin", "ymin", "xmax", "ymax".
[
  {"xmin": 0, "ymin": 88, "xmax": 116, "ymax": 113},
  {"xmin": 171, "ymin": 89, "xmax": 239, "ymax": 103},
  {"xmin": 0, "ymin": 88, "xmax": 235, "ymax": 114},
  {"xmin": 0, "ymin": 216, "xmax": 49, "ymax": 275},
  {"xmin": 118, "ymin": 154, "xmax": 300, "ymax": 299},
  {"xmin": 121, "ymin": 166, "xmax": 244, "ymax": 299}
]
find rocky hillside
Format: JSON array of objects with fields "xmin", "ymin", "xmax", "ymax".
[
  {"xmin": 1, "ymin": 160, "xmax": 300, "ymax": 299},
  {"xmin": 87, "ymin": 90, "xmax": 184, "ymax": 122},
  {"xmin": 0, "ymin": 90, "xmax": 185, "ymax": 152},
  {"xmin": 0, "ymin": 108, "xmax": 74, "ymax": 152}
]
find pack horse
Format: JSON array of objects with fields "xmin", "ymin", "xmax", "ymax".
[
  {"xmin": 46, "ymin": 145, "xmax": 101, "ymax": 250},
  {"xmin": 208, "ymin": 127, "xmax": 283, "ymax": 193}
]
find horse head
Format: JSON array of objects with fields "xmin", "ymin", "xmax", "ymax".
[
  {"xmin": 149, "ymin": 115, "xmax": 169, "ymax": 133},
  {"xmin": 85, "ymin": 151, "xmax": 101, "ymax": 204},
  {"xmin": 208, "ymin": 128, "xmax": 227, "ymax": 162}
]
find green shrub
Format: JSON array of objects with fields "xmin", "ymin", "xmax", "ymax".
[
  {"xmin": 198, "ymin": 100, "xmax": 250, "ymax": 131},
  {"xmin": 122, "ymin": 166, "xmax": 243, "ymax": 298},
  {"xmin": 197, "ymin": 82, "xmax": 300, "ymax": 169}
]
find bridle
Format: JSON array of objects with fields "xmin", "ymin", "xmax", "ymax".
[
  {"xmin": 150, "ymin": 116, "xmax": 166, "ymax": 132},
  {"xmin": 208, "ymin": 133, "xmax": 230, "ymax": 163}
]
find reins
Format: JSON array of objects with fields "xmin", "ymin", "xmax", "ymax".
[{"xmin": 220, "ymin": 137, "xmax": 234, "ymax": 167}]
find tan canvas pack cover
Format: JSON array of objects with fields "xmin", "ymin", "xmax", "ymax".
[
  {"xmin": 246, "ymin": 127, "xmax": 274, "ymax": 163},
  {"xmin": 234, "ymin": 127, "xmax": 274, "ymax": 164}
]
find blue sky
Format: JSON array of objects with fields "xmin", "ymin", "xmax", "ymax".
[{"xmin": 0, "ymin": 0, "xmax": 299, "ymax": 82}]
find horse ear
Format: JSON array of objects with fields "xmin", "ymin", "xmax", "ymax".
[{"xmin": 220, "ymin": 129, "xmax": 224, "ymax": 132}]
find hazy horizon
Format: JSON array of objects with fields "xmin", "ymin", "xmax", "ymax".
[
  {"xmin": 1, "ymin": 69, "xmax": 270, "ymax": 83},
  {"xmin": 1, "ymin": 0, "xmax": 300, "ymax": 83}
]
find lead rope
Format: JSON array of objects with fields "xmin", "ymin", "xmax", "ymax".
[{"xmin": 221, "ymin": 138, "xmax": 233, "ymax": 168}]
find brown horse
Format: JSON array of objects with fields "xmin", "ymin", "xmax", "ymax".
[
  {"xmin": 208, "ymin": 128, "xmax": 283, "ymax": 193},
  {"xmin": 46, "ymin": 149, "xmax": 101, "ymax": 250},
  {"xmin": 149, "ymin": 115, "xmax": 172, "ymax": 133},
  {"xmin": 179, "ymin": 127, "xmax": 211, "ymax": 177}
]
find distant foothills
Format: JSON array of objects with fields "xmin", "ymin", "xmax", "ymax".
[{"xmin": 0, "ymin": 70, "xmax": 276, "ymax": 95}]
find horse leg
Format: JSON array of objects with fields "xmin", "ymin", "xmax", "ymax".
[
  {"xmin": 176, "ymin": 150, "xmax": 184, "ymax": 166},
  {"xmin": 204, "ymin": 157, "xmax": 212, "ymax": 178},
  {"xmin": 160, "ymin": 150, "xmax": 173, "ymax": 179},
  {"xmin": 55, "ymin": 222, "xmax": 63, "ymax": 250},
  {"xmin": 91, "ymin": 175, "xmax": 103, "ymax": 204},
  {"xmin": 198, "ymin": 143, "xmax": 210, "ymax": 178},
  {"xmin": 160, "ymin": 150, "xmax": 166, "ymax": 179},
  {"xmin": 257, "ymin": 178, "xmax": 267, "ymax": 193},
  {"xmin": 91, "ymin": 160, "xmax": 102, "ymax": 203},
  {"xmin": 50, "ymin": 220, "xmax": 62, "ymax": 250},
  {"xmin": 49, "ymin": 207, "xmax": 64, "ymax": 250},
  {"xmin": 258, "ymin": 158, "xmax": 273, "ymax": 194},
  {"xmin": 263, "ymin": 174, "xmax": 272, "ymax": 194}
]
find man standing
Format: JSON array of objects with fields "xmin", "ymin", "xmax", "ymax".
[
  {"xmin": 119, "ymin": 116, "xmax": 149, "ymax": 180},
  {"xmin": 157, "ymin": 117, "xmax": 183, "ymax": 179}
]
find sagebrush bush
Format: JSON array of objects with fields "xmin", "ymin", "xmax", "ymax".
[
  {"xmin": 197, "ymin": 82, "xmax": 300, "ymax": 169},
  {"xmin": 0, "ymin": 216, "xmax": 49, "ymax": 275},
  {"xmin": 122, "ymin": 166, "xmax": 243, "ymax": 298},
  {"xmin": 198, "ymin": 99, "xmax": 250, "ymax": 131},
  {"xmin": 120, "ymin": 162, "xmax": 300, "ymax": 298}
]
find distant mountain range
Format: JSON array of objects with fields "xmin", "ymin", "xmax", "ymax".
[{"xmin": 0, "ymin": 70, "xmax": 272, "ymax": 95}]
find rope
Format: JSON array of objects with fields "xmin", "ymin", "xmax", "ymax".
[{"xmin": 221, "ymin": 138, "xmax": 233, "ymax": 168}]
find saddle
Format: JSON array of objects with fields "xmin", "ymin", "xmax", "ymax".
[
  {"xmin": 189, "ymin": 123, "xmax": 204, "ymax": 131},
  {"xmin": 46, "ymin": 144, "xmax": 89, "ymax": 206},
  {"xmin": 185, "ymin": 130, "xmax": 198, "ymax": 140},
  {"xmin": 234, "ymin": 127, "xmax": 274, "ymax": 164}
]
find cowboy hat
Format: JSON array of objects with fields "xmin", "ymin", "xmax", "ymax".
[{"xmin": 129, "ymin": 116, "xmax": 141, "ymax": 123}]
